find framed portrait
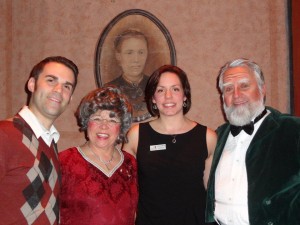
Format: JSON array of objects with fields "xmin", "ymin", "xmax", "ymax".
[{"xmin": 95, "ymin": 9, "xmax": 176, "ymax": 122}]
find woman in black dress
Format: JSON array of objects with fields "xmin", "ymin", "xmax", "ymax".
[{"xmin": 124, "ymin": 65, "xmax": 217, "ymax": 225}]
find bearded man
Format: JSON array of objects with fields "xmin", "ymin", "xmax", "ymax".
[{"xmin": 205, "ymin": 58, "xmax": 300, "ymax": 225}]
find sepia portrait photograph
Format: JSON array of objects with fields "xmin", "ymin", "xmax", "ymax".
[{"xmin": 95, "ymin": 9, "xmax": 176, "ymax": 123}]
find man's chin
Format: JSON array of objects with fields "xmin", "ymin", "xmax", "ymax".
[
  {"xmin": 225, "ymin": 104, "xmax": 265, "ymax": 126},
  {"xmin": 224, "ymin": 106, "xmax": 252, "ymax": 126},
  {"xmin": 228, "ymin": 117, "xmax": 251, "ymax": 126},
  {"xmin": 46, "ymin": 106, "xmax": 66, "ymax": 119}
]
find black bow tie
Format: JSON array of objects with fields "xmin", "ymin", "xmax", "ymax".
[{"xmin": 230, "ymin": 109, "xmax": 267, "ymax": 137}]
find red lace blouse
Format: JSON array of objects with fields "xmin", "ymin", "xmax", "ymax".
[{"xmin": 59, "ymin": 147, "xmax": 138, "ymax": 225}]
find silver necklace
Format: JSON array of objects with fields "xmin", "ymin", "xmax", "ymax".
[{"xmin": 88, "ymin": 144, "xmax": 115, "ymax": 170}]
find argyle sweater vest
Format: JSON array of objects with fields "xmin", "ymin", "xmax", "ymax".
[{"xmin": 0, "ymin": 115, "xmax": 60, "ymax": 225}]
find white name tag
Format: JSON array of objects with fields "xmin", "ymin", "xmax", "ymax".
[{"xmin": 150, "ymin": 144, "xmax": 166, "ymax": 151}]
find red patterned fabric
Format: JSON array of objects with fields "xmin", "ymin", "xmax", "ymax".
[
  {"xmin": 59, "ymin": 147, "xmax": 138, "ymax": 225},
  {"xmin": 0, "ymin": 116, "xmax": 60, "ymax": 225}
]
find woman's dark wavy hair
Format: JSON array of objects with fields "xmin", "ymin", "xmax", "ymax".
[
  {"xmin": 145, "ymin": 65, "xmax": 191, "ymax": 117},
  {"xmin": 75, "ymin": 86, "xmax": 132, "ymax": 144}
]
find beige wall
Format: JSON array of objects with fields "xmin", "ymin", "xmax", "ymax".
[{"xmin": 0, "ymin": 0, "xmax": 290, "ymax": 151}]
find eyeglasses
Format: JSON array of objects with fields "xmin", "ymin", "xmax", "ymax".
[{"xmin": 89, "ymin": 116, "xmax": 121, "ymax": 127}]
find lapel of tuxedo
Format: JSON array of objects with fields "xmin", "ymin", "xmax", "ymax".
[
  {"xmin": 246, "ymin": 112, "xmax": 279, "ymax": 157},
  {"xmin": 211, "ymin": 125, "xmax": 231, "ymax": 177}
]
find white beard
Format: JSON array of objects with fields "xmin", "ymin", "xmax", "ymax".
[{"xmin": 223, "ymin": 97, "xmax": 265, "ymax": 126}]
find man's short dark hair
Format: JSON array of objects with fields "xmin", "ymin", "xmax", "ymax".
[{"xmin": 29, "ymin": 56, "xmax": 79, "ymax": 90}]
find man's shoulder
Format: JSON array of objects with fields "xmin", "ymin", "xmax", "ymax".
[
  {"xmin": 0, "ymin": 120, "xmax": 14, "ymax": 140},
  {"xmin": 267, "ymin": 106, "xmax": 300, "ymax": 125},
  {"xmin": 0, "ymin": 115, "xmax": 34, "ymax": 137},
  {"xmin": 216, "ymin": 122, "xmax": 230, "ymax": 134},
  {"xmin": 0, "ymin": 117, "xmax": 19, "ymax": 131},
  {"xmin": 0, "ymin": 119, "xmax": 13, "ymax": 126}
]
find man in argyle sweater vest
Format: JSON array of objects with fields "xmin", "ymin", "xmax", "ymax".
[
  {"xmin": 0, "ymin": 115, "xmax": 60, "ymax": 224},
  {"xmin": 0, "ymin": 56, "xmax": 78, "ymax": 224}
]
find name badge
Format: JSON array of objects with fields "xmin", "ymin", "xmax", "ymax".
[{"xmin": 150, "ymin": 144, "xmax": 166, "ymax": 151}]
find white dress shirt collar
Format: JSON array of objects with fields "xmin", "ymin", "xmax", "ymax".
[{"xmin": 18, "ymin": 106, "xmax": 60, "ymax": 146}]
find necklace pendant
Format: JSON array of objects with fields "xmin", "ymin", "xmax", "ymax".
[
  {"xmin": 105, "ymin": 164, "xmax": 110, "ymax": 171},
  {"xmin": 172, "ymin": 137, "xmax": 176, "ymax": 143}
]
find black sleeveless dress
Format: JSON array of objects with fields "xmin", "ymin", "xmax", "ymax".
[{"xmin": 136, "ymin": 122, "xmax": 209, "ymax": 225}]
